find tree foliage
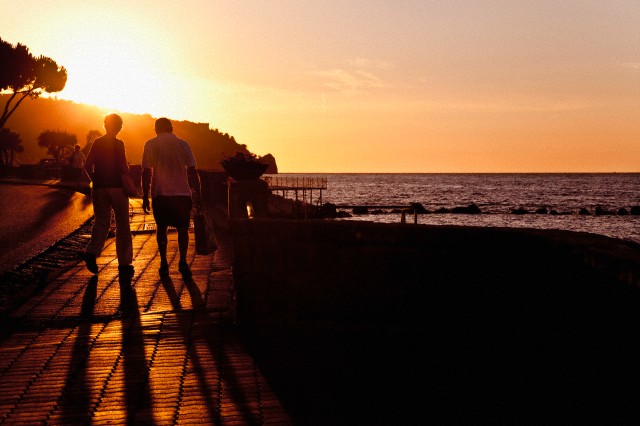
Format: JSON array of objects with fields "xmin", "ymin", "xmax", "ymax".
[
  {"xmin": 0, "ymin": 37, "xmax": 67, "ymax": 130},
  {"xmin": 0, "ymin": 128, "xmax": 23, "ymax": 166},
  {"xmin": 0, "ymin": 94, "xmax": 276, "ymax": 170},
  {"xmin": 37, "ymin": 130, "xmax": 77, "ymax": 160}
]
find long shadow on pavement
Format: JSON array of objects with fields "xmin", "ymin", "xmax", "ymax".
[
  {"xmin": 119, "ymin": 273, "xmax": 154, "ymax": 425},
  {"xmin": 59, "ymin": 275, "xmax": 98, "ymax": 424}
]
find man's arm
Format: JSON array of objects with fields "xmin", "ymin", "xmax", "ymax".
[
  {"xmin": 187, "ymin": 166, "xmax": 202, "ymax": 208},
  {"xmin": 117, "ymin": 142, "xmax": 129, "ymax": 175},
  {"xmin": 84, "ymin": 149, "xmax": 95, "ymax": 182}
]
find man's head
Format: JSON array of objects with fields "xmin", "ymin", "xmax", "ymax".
[
  {"xmin": 104, "ymin": 114, "xmax": 123, "ymax": 137},
  {"xmin": 155, "ymin": 117, "xmax": 173, "ymax": 134}
]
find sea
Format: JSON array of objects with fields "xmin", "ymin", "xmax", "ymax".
[{"xmin": 268, "ymin": 173, "xmax": 640, "ymax": 245}]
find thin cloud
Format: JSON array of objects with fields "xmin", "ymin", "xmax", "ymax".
[
  {"xmin": 417, "ymin": 98, "xmax": 597, "ymax": 113},
  {"xmin": 313, "ymin": 68, "xmax": 386, "ymax": 96},
  {"xmin": 620, "ymin": 62, "xmax": 640, "ymax": 70},
  {"xmin": 346, "ymin": 57, "xmax": 392, "ymax": 70}
]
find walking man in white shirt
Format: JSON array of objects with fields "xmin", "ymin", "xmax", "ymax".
[{"xmin": 141, "ymin": 117, "xmax": 202, "ymax": 277}]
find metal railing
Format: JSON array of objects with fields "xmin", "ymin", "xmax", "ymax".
[
  {"xmin": 262, "ymin": 176, "xmax": 327, "ymax": 191},
  {"xmin": 262, "ymin": 176, "xmax": 328, "ymax": 206}
]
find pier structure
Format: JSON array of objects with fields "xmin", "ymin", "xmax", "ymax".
[{"xmin": 263, "ymin": 175, "xmax": 327, "ymax": 207}]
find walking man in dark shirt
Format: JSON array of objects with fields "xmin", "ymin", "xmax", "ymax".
[{"xmin": 83, "ymin": 113, "xmax": 134, "ymax": 276}]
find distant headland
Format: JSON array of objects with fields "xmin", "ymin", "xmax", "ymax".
[{"xmin": 0, "ymin": 94, "xmax": 278, "ymax": 173}]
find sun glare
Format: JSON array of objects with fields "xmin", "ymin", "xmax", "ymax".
[{"xmin": 55, "ymin": 23, "xmax": 183, "ymax": 118}]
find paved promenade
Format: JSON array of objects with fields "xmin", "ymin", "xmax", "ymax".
[{"xmin": 0, "ymin": 197, "xmax": 293, "ymax": 425}]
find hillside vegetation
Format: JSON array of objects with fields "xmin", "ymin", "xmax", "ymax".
[{"xmin": 0, "ymin": 94, "xmax": 277, "ymax": 172}]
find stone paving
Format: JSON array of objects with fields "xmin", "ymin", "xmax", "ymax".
[{"xmin": 0, "ymin": 197, "xmax": 293, "ymax": 425}]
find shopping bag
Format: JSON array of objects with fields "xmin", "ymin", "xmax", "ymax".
[{"xmin": 193, "ymin": 208, "xmax": 217, "ymax": 255}]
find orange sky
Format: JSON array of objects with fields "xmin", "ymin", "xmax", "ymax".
[{"xmin": 1, "ymin": 1, "xmax": 639, "ymax": 172}]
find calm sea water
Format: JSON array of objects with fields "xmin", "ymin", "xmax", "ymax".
[{"xmin": 270, "ymin": 173, "xmax": 640, "ymax": 244}]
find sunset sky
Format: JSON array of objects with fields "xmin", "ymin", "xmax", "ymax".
[{"xmin": 1, "ymin": 1, "xmax": 638, "ymax": 172}]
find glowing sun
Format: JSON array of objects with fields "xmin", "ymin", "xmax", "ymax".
[{"xmin": 56, "ymin": 24, "xmax": 182, "ymax": 117}]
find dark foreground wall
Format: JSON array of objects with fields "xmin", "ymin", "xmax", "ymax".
[{"xmin": 231, "ymin": 220, "xmax": 640, "ymax": 424}]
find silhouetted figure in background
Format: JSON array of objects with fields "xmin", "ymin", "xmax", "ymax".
[
  {"xmin": 83, "ymin": 114, "xmax": 134, "ymax": 276},
  {"xmin": 141, "ymin": 117, "xmax": 202, "ymax": 277},
  {"xmin": 69, "ymin": 144, "xmax": 86, "ymax": 189}
]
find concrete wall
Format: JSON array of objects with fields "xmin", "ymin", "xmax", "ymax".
[
  {"xmin": 231, "ymin": 219, "xmax": 640, "ymax": 329},
  {"xmin": 230, "ymin": 219, "xmax": 640, "ymax": 423}
]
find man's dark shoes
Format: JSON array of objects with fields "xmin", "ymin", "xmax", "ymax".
[
  {"xmin": 118, "ymin": 264, "xmax": 134, "ymax": 276},
  {"xmin": 82, "ymin": 252, "xmax": 98, "ymax": 274},
  {"xmin": 178, "ymin": 261, "xmax": 192, "ymax": 278}
]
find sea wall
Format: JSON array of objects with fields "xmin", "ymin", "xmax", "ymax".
[
  {"xmin": 231, "ymin": 219, "xmax": 640, "ymax": 329},
  {"xmin": 230, "ymin": 219, "xmax": 640, "ymax": 423}
]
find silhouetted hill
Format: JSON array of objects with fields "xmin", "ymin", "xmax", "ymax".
[{"xmin": 0, "ymin": 95, "xmax": 278, "ymax": 171}]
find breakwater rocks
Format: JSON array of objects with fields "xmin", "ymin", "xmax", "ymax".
[{"xmin": 338, "ymin": 202, "xmax": 640, "ymax": 217}]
